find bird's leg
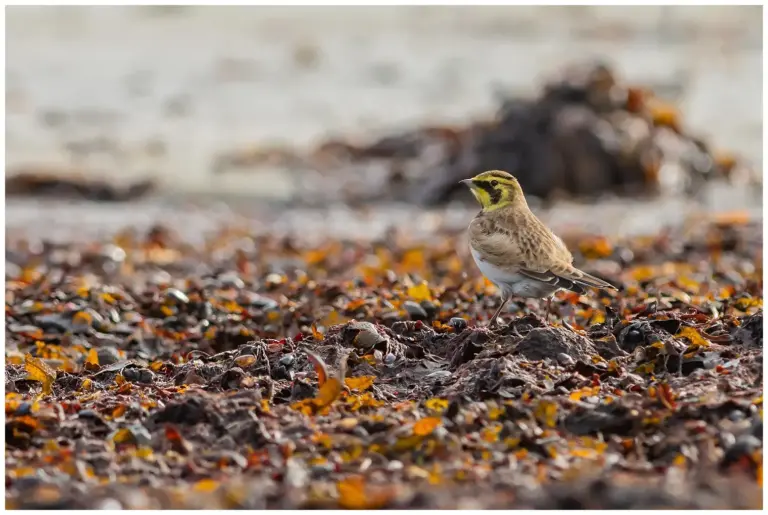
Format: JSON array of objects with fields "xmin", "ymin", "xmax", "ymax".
[
  {"xmin": 488, "ymin": 296, "xmax": 510, "ymax": 327},
  {"xmin": 546, "ymin": 296, "xmax": 553, "ymax": 323}
]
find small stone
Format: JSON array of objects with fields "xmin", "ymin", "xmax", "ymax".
[
  {"xmin": 309, "ymin": 463, "xmax": 335, "ymax": 478},
  {"xmin": 95, "ymin": 499, "xmax": 123, "ymax": 510},
  {"xmin": 164, "ymin": 288, "xmax": 189, "ymax": 304},
  {"xmin": 250, "ymin": 294, "xmax": 279, "ymax": 310},
  {"xmin": 557, "ymin": 353, "xmax": 575, "ymax": 366},
  {"xmin": 345, "ymin": 321, "xmax": 387, "ymax": 351},
  {"xmin": 284, "ymin": 458, "xmax": 309, "ymax": 488},
  {"xmin": 728, "ymin": 410, "xmax": 746, "ymax": 422},
  {"xmin": 219, "ymin": 272, "xmax": 245, "ymax": 289},
  {"xmin": 137, "ymin": 369, "xmax": 155, "ymax": 384},
  {"xmin": 279, "ymin": 354, "xmax": 295, "ymax": 367},
  {"xmin": 149, "ymin": 271, "xmax": 172, "ymax": 285},
  {"xmin": 9, "ymin": 324, "xmax": 42, "ymax": 333},
  {"xmin": 15, "ymin": 402, "xmax": 33, "ymax": 415},
  {"xmin": 420, "ymin": 300, "xmax": 437, "ymax": 318},
  {"xmin": 6, "ymin": 262, "xmax": 21, "ymax": 278},
  {"xmin": 128, "ymin": 424, "xmax": 152, "ymax": 446},
  {"xmin": 721, "ymin": 434, "xmax": 761, "ymax": 468},
  {"xmin": 101, "ymin": 244, "xmax": 126, "ymax": 263},
  {"xmin": 264, "ymin": 273, "xmax": 284, "ymax": 288},
  {"xmin": 97, "ymin": 347, "xmax": 121, "ymax": 366},
  {"xmin": 34, "ymin": 314, "xmax": 70, "ymax": 333},
  {"xmin": 448, "ymin": 317, "xmax": 468, "ymax": 331},
  {"xmin": 122, "ymin": 368, "xmax": 141, "ymax": 382},
  {"xmin": 77, "ymin": 409, "xmax": 102, "ymax": 420},
  {"xmin": 403, "ymin": 301, "xmax": 428, "ymax": 320}
]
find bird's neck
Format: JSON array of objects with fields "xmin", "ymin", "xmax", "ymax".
[{"xmin": 482, "ymin": 197, "xmax": 527, "ymax": 214}]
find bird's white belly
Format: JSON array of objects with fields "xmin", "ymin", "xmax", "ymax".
[{"xmin": 470, "ymin": 248, "xmax": 559, "ymax": 298}]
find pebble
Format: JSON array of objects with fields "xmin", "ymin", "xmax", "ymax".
[
  {"xmin": 219, "ymin": 272, "xmax": 246, "ymax": 289},
  {"xmin": 164, "ymin": 288, "xmax": 189, "ymax": 304},
  {"xmin": 264, "ymin": 273, "xmax": 284, "ymax": 288},
  {"xmin": 349, "ymin": 322, "xmax": 387, "ymax": 351},
  {"xmin": 403, "ymin": 301, "xmax": 428, "ymax": 320},
  {"xmin": 6, "ymin": 261, "xmax": 21, "ymax": 278},
  {"xmin": 128, "ymin": 425, "xmax": 153, "ymax": 446},
  {"xmin": 77, "ymin": 409, "xmax": 102, "ymax": 420},
  {"xmin": 15, "ymin": 402, "xmax": 33, "ymax": 415},
  {"xmin": 722, "ymin": 434, "xmax": 762, "ymax": 467},
  {"xmin": 719, "ymin": 431, "xmax": 736, "ymax": 450},
  {"xmin": 100, "ymin": 244, "xmax": 126, "ymax": 263},
  {"xmin": 309, "ymin": 463, "xmax": 335, "ymax": 478},
  {"xmin": 449, "ymin": 317, "xmax": 468, "ymax": 331},
  {"xmin": 149, "ymin": 271, "xmax": 172, "ymax": 285},
  {"xmin": 284, "ymin": 458, "xmax": 309, "ymax": 488},
  {"xmin": 9, "ymin": 323, "xmax": 41, "ymax": 333},
  {"xmin": 97, "ymin": 347, "xmax": 122, "ymax": 366},
  {"xmin": 250, "ymin": 294, "xmax": 279, "ymax": 310},
  {"xmin": 95, "ymin": 499, "xmax": 123, "ymax": 510},
  {"xmin": 420, "ymin": 300, "xmax": 437, "ymax": 318},
  {"xmin": 123, "ymin": 368, "xmax": 155, "ymax": 384},
  {"xmin": 557, "ymin": 353, "xmax": 575, "ymax": 366},
  {"xmin": 728, "ymin": 410, "xmax": 746, "ymax": 422}
]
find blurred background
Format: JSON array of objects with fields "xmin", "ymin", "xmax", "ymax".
[{"xmin": 5, "ymin": 5, "xmax": 763, "ymax": 242}]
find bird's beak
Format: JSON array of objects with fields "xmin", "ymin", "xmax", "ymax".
[{"xmin": 460, "ymin": 179, "xmax": 472, "ymax": 187}]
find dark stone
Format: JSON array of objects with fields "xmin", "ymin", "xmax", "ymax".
[
  {"xmin": 448, "ymin": 317, "xmax": 468, "ymax": 331},
  {"xmin": 403, "ymin": 301, "xmax": 428, "ymax": 321}
]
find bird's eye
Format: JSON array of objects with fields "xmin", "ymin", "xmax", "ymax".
[{"xmin": 490, "ymin": 180, "xmax": 499, "ymax": 187}]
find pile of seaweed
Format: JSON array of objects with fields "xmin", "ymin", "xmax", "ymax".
[
  {"xmin": 215, "ymin": 62, "xmax": 752, "ymax": 207},
  {"xmin": 7, "ymin": 63, "xmax": 753, "ymax": 206},
  {"xmin": 5, "ymin": 213, "xmax": 763, "ymax": 509}
]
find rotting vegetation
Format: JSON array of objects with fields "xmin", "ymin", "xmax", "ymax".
[{"xmin": 4, "ymin": 214, "xmax": 763, "ymax": 509}]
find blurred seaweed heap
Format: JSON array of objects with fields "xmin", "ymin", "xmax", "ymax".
[
  {"xmin": 217, "ymin": 62, "xmax": 751, "ymax": 207},
  {"xmin": 8, "ymin": 63, "xmax": 755, "ymax": 206}
]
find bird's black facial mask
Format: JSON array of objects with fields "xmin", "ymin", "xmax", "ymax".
[{"xmin": 473, "ymin": 179, "xmax": 503, "ymax": 206}]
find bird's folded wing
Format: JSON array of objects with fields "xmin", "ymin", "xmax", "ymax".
[
  {"xmin": 519, "ymin": 262, "xmax": 616, "ymax": 293},
  {"xmin": 517, "ymin": 268, "xmax": 587, "ymax": 294}
]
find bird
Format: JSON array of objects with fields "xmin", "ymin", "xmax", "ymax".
[{"xmin": 461, "ymin": 170, "xmax": 617, "ymax": 326}]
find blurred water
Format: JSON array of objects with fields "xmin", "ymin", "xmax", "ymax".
[{"xmin": 5, "ymin": 6, "xmax": 763, "ymax": 239}]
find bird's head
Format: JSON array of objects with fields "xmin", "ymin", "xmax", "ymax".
[{"xmin": 460, "ymin": 170, "xmax": 525, "ymax": 211}]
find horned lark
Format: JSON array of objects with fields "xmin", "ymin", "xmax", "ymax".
[{"xmin": 462, "ymin": 170, "xmax": 616, "ymax": 326}]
